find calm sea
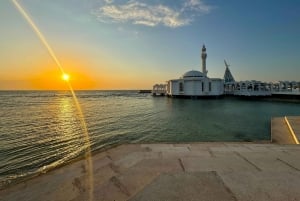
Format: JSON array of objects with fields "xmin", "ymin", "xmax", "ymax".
[{"xmin": 1, "ymin": 90, "xmax": 300, "ymax": 187}]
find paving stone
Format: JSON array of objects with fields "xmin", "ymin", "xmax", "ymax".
[
  {"xmin": 182, "ymin": 154, "xmax": 258, "ymax": 173},
  {"xmin": 105, "ymin": 144, "xmax": 144, "ymax": 161},
  {"xmin": 141, "ymin": 144, "xmax": 174, "ymax": 152},
  {"xmin": 236, "ymin": 152, "xmax": 297, "ymax": 172},
  {"xmin": 129, "ymin": 172, "xmax": 237, "ymax": 201},
  {"xmin": 220, "ymin": 171, "xmax": 300, "ymax": 201}
]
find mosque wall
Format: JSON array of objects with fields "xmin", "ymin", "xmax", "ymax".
[{"xmin": 167, "ymin": 78, "xmax": 223, "ymax": 97}]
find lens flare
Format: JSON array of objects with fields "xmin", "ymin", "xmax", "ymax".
[{"xmin": 11, "ymin": 0, "xmax": 94, "ymax": 200}]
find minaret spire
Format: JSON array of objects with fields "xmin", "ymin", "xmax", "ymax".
[{"xmin": 201, "ymin": 44, "xmax": 207, "ymax": 76}]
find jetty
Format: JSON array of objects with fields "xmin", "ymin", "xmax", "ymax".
[{"xmin": 138, "ymin": 90, "xmax": 152, "ymax": 93}]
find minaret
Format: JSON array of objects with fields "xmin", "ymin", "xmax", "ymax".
[{"xmin": 201, "ymin": 44, "xmax": 207, "ymax": 76}]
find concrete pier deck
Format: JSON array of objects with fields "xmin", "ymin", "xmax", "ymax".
[
  {"xmin": 1, "ymin": 143, "xmax": 300, "ymax": 201},
  {"xmin": 271, "ymin": 116, "xmax": 300, "ymax": 144}
]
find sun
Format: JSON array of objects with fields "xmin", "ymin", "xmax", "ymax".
[{"xmin": 62, "ymin": 73, "xmax": 70, "ymax": 81}]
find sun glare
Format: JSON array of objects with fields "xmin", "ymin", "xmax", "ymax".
[{"xmin": 62, "ymin": 73, "xmax": 70, "ymax": 81}]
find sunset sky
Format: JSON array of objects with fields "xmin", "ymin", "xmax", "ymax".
[{"xmin": 1, "ymin": 0, "xmax": 300, "ymax": 90}]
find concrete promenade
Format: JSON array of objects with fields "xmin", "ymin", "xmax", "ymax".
[{"xmin": 1, "ymin": 143, "xmax": 300, "ymax": 201}]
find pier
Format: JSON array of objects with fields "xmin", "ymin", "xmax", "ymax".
[
  {"xmin": 138, "ymin": 90, "xmax": 152, "ymax": 93},
  {"xmin": 271, "ymin": 116, "xmax": 300, "ymax": 144}
]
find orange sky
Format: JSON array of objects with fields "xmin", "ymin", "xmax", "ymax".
[{"xmin": 0, "ymin": 53, "xmax": 157, "ymax": 90}]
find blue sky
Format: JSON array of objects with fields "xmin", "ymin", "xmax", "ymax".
[{"xmin": 1, "ymin": 0, "xmax": 300, "ymax": 89}]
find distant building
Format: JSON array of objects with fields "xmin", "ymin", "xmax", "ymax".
[
  {"xmin": 166, "ymin": 45, "xmax": 224, "ymax": 97},
  {"xmin": 153, "ymin": 45, "xmax": 300, "ymax": 98}
]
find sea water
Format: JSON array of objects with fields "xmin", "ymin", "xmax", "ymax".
[{"xmin": 0, "ymin": 90, "xmax": 299, "ymax": 187}]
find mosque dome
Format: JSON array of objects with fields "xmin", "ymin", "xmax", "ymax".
[{"xmin": 182, "ymin": 70, "xmax": 204, "ymax": 78}]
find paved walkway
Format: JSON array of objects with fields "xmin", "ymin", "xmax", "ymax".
[{"xmin": 1, "ymin": 143, "xmax": 300, "ymax": 201}]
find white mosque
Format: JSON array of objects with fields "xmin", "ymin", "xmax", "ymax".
[
  {"xmin": 163, "ymin": 45, "xmax": 224, "ymax": 97},
  {"xmin": 152, "ymin": 45, "xmax": 300, "ymax": 98}
]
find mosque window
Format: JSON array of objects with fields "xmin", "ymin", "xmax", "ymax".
[
  {"xmin": 179, "ymin": 82, "xmax": 184, "ymax": 92},
  {"xmin": 209, "ymin": 82, "xmax": 212, "ymax": 91},
  {"xmin": 202, "ymin": 82, "xmax": 204, "ymax": 91}
]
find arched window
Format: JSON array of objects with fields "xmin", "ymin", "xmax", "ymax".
[{"xmin": 179, "ymin": 82, "xmax": 184, "ymax": 92}]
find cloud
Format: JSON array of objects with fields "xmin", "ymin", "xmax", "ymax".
[
  {"xmin": 92, "ymin": 0, "xmax": 212, "ymax": 28},
  {"xmin": 103, "ymin": 0, "xmax": 114, "ymax": 4},
  {"xmin": 183, "ymin": 0, "xmax": 212, "ymax": 13}
]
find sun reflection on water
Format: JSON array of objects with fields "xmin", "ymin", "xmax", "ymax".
[{"xmin": 58, "ymin": 97, "xmax": 77, "ymax": 134}]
